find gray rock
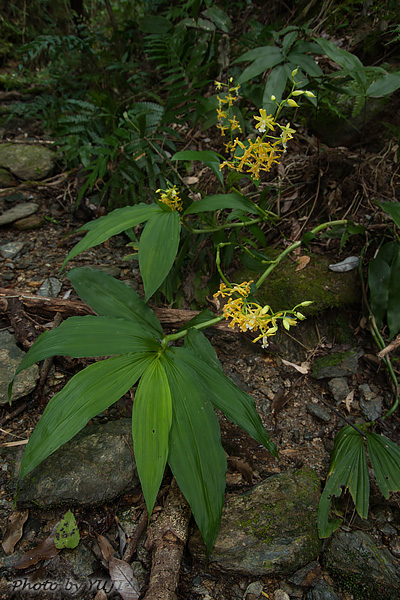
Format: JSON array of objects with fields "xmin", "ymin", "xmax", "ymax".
[
  {"xmin": 324, "ymin": 530, "xmax": 400, "ymax": 599},
  {"xmin": 0, "ymin": 166, "xmax": 17, "ymax": 187},
  {"xmin": 311, "ymin": 349, "xmax": 364, "ymax": 379},
  {"xmin": 0, "ymin": 330, "xmax": 39, "ymax": 405},
  {"xmin": 306, "ymin": 580, "xmax": 340, "ymax": 600},
  {"xmin": 0, "ymin": 143, "xmax": 55, "ymax": 180},
  {"xmin": 37, "ymin": 277, "xmax": 63, "ymax": 298},
  {"xmin": 273, "ymin": 591, "xmax": 290, "ymax": 600},
  {"xmin": 359, "ymin": 383, "xmax": 383, "ymax": 421},
  {"xmin": 0, "ymin": 241, "xmax": 25, "ymax": 259},
  {"xmin": 190, "ymin": 467, "xmax": 322, "ymax": 575},
  {"xmin": 62, "ymin": 543, "xmax": 97, "ymax": 578},
  {"xmin": 327, "ymin": 378, "xmax": 349, "ymax": 405},
  {"xmin": 0, "ymin": 202, "xmax": 39, "ymax": 225},
  {"xmin": 18, "ymin": 419, "xmax": 140, "ymax": 507},
  {"xmin": 244, "ymin": 581, "xmax": 264, "ymax": 599},
  {"xmin": 306, "ymin": 404, "xmax": 331, "ymax": 423},
  {"xmin": 13, "ymin": 214, "xmax": 44, "ymax": 230}
]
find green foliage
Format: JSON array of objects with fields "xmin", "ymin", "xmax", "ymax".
[
  {"xmin": 55, "ymin": 510, "xmax": 80, "ymax": 550},
  {"xmin": 318, "ymin": 425, "xmax": 400, "ymax": 538},
  {"xmin": 10, "ymin": 268, "xmax": 275, "ymax": 552},
  {"xmin": 368, "ymin": 241, "xmax": 400, "ymax": 339}
]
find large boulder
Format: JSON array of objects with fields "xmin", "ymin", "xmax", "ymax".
[{"xmin": 0, "ymin": 143, "xmax": 55, "ymax": 180}]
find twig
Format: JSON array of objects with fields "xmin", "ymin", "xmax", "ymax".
[
  {"xmin": 122, "ymin": 508, "xmax": 148, "ymax": 563},
  {"xmin": 378, "ymin": 335, "xmax": 400, "ymax": 360}
]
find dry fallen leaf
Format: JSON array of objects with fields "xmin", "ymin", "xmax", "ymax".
[
  {"xmin": 344, "ymin": 390, "xmax": 355, "ymax": 412},
  {"xmin": 228, "ymin": 457, "xmax": 253, "ymax": 484},
  {"xmin": 295, "ymin": 255, "xmax": 311, "ymax": 271},
  {"xmin": 2, "ymin": 509, "xmax": 29, "ymax": 555},
  {"xmin": 14, "ymin": 531, "xmax": 59, "ymax": 569},
  {"xmin": 96, "ymin": 532, "xmax": 116, "ymax": 562},
  {"xmin": 109, "ymin": 557, "xmax": 140, "ymax": 600},
  {"xmin": 94, "ymin": 591, "xmax": 107, "ymax": 600},
  {"xmin": 281, "ymin": 358, "xmax": 310, "ymax": 374}
]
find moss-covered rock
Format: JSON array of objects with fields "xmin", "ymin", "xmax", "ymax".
[
  {"xmin": 189, "ymin": 467, "xmax": 322, "ymax": 575},
  {"xmin": 0, "ymin": 142, "xmax": 55, "ymax": 180},
  {"xmin": 234, "ymin": 251, "xmax": 360, "ymax": 317}
]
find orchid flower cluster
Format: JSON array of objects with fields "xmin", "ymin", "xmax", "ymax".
[
  {"xmin": 156, "ymin": 185, "xmax": 182, "ymax": 211},
  {"xmin": 214, "ymin": 71, "xmax": 315, "ymax": 180},
  {"xmin": 214, "ymin": 281, "xmax": 311, "ymax": 348}
]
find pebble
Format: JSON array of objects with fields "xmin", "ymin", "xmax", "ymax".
[
  {"xmin": 37, "ymin": 277, "xmax": 63, "ymax": 298},
  {"xmin": 0, "ymin": 241, "xmax": 25, "ymax": 259},
  {"xmin": 0, "ymin": 202, "xmax": 39, "ymax": 225},
  {"xmin": 13, "ymin": 214, "xmax": 44, "ymax": 230},
  {"xmin": 358, "ymin": 383, "xmax": 383, "ymax": 421},
  {"xmin": 327, "ymin": 377, "xmax": 349, "ymax": 405},
  {"xmin": 274, "ymin": 590, "xmax": 290, "ymax": 600},
  {"xmin": 306, "ymin": 403, "xmax": 331, "ymax": 422}
]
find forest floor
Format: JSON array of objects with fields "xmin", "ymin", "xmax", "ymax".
[{"xmin": 0, "ymin": 89, "xmax": 400, "ymax": 600}]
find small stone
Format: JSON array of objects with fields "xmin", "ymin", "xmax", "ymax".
[
  {"xmin": 306, "ymin": 579, "xmax": 340, "ymax": 600},
  {"xmin": 359, "ymin": 383, "xmax": 383, "ymax": 421},
  {"xmin": 244, "ymin": 581, "xmax": 263, "ymax": 599},
  {"xmin": 0, "ymin": 331, "xmax": 39, "ymax": 405},
  {"xmin": 2, "ymin": 273, "xmax": 14, "ymax": 281},
  {"xmin": 274, "ymin": 591, "xmax": 290, "ymax": 600},
  {"xmin": 13, "ymin": 214, "xmax": 44, "ymax": 230},
  {"xmin": 307, "ymin": 404, "xmax": 331, "ymax": 423},
  {"xmin": 327, "ymin": 377, "xmax": 349, "ymax": 405},
  {"xmin": 0, "ymin": 202, "xmax": 39, "ymax": 225},
  {"xmin": 389, "ymin": 539, "xmax": 400, "ymax": 557},
  {"xmin": 311, "ymin": 349, "xmax": 364, "ymax": 379},
  {"xmin": 37, "ymin": 277, "xmax": 63, "ymax": 298},
  {"xmin": 0, "ymin": 241, "xmax": 25, "ymax": 259}
]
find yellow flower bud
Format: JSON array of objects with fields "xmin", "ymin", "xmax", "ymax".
[
  {"xmin": 292, "ymin": 90, "xmax": 304, "ymax": 96},
  {"xmin": 287, "ymin": 99, "xmax": 299, "ymax": 107},
  {"xmin": 305, "ymin": 90, "xmax": 316, "ymax": 97},
  {"xmin": 291, "ymin": 67, "xmax": 299, "ymax": 78},
  {"xmin": 271, "ymin": 95, "xmax": 276, "ymax": 101}
]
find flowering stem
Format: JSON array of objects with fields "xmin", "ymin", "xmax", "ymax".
[
  {"xmin": 255, "ymin": 220, "xmax": 349, "ymax": 289},
  {"xmin": 184, "ymin": 217, "xmax": 262, "ymax": 235},
  {"xmin": 216, "ymin": 243, "xmax": 233, "ymax": 287},
  {"xmin": 161, "ymin": 316, "xmax": 224, "ymax": 349}
]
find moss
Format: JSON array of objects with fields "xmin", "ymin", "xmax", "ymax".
[{"xmin": 234, "ymin": 249, "xmax": 360, "ymax": 316}]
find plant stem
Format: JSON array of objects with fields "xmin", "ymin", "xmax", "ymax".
[
  {"xmin": 161, "ymin": 316, "xmax": 224, "ymax": 349},
  {"xmin": 184, "ymin": 217, "xmax": 262, "ymax": 235},
  {"xmin": 255, "ymin": 220, "xmax": 349, "ymax": 289}
]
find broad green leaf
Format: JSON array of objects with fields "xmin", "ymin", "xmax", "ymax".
[
  {"xmin": 184, "ymin": 192, "xmax": 259, "ymax": 216},
  {"xmin": 172, "ymin": 151, "xmax": 223, "ymax": 185},
  {"xmin": 202, "ymin": 6, "xmax": 232, "ymax": 33},
  {"xmin": 234, "ymin": 46, "xmax": 283, "ymax": 65},
  {"xmin": 318, "ymin": 426, "xmax": 369, "ymax": 538},
  {"xmin": 367, "ymin": 432, "xmax": 400, "ymax": 498},
  {"xmin": 68, "ymin": 268, "xmax": 163, "ymax": 337},
  {"xmin": 184, "ymin": 328, "xmax": 223, "ymax": 372},
  {"xmin": 237, "ymin": 51, "xmax": 284, "ymax": 84},
  {"xmin": 262, "ymin": 65, "xmax": 288, "ymax": 112},
  {"xmin": 55, "ymin": 510, "xmax": 80, "ymax": 549},
  {"xmin": 19, "ymin": 352, "xmax": 153, "ymax": 479},
  {"xmin": 172, "ymin": 150, "xmax": 222, "ymax": 163},
  {"xmin": 61, "ymin": 204, "xmax": 161, "ymax": 271},
  {"xmin": 282, "ymin": 31, "xmax": 298, "ymax": 54},
  {"xmin": 316, "ymin": 38, "xmax": 365, "ymax": 85},
  {"xmin": 387, "ymin": 247, "xmax": 400, "ymax": 338},
  {"xmin": 380, "ymin": 201, "xmax": 400, "ymax": 229},
  {"xmin": 132, "ymin": 358, "xmax": 172, "ymax": 516},
  {"xmin": 368, "ymin": 258, "xmax": 391, "ymax": 328},
  {"xmin": 10, "ymin": 316, "xmax": 159, "ymax": 395},
  {"xmin": 138, "ymin": 15, "xmax": 172, "ymax": 33},
  {"xmin": 139, "ymin": 210, "xmax": 181, "ymax": 300},
  {"xmin": 171, "ymin": 346, "xmax": 277, "ymax": 456},
  {"xmin": 161, "ymin": 350, "xmax": 226, "ymax": 554},
  {"xmin": 287, "ymin": 52, "xmax": 323, "ymax": 77},
  {"xmin": 367, "ymin": 73, "xmax": 400, "ymax": 97}
]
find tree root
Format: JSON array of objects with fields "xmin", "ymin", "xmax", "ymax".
[{"xmin": 143, "ymin": 479, "xmax": 191, "ymax": 600}]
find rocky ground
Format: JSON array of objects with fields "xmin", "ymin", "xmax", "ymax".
[{"xmin": 0, "ymin": 107, "xmax": 400, "ymax": 600}]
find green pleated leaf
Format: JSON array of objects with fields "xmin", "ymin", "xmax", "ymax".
[
  {"xmin": 132, "ymin": 358, "xmax": 172, "ymax": 516},
  {"xmin": 184, "ymin": 328, "xmax": 223, "ymax": 372},
  {"xmin": 318, "ymin": 426, "xmax": 369, "ymax": 538},
  {"xmin": 316, "ymin": 38, "xmax": 366, "ymax": 84},
  {"xmin": 368, "ymin": 258, "xmax": 391, "ymax": 328},
  {"xmin": 161, "ymin": 349, "xmax": 226, "ymax": 553},
  {"xmin": 68, "ymin": 267, "xmax": 163, "ymax": 337},
  {"xmin": 9, "ymin": 316, "xmax": 159, "ymax": 399},
  {"xmin": 262, "ymin": 65, "xmax": 288, "ymax": 113},
  {"xmin": 234, "ymin": 45, "xmax": 282, "ymax": 64},
  {"xmin": 19, "ymin": 352, "xmax": 153, "ymax": 479},
  {"xmin": 184, "ymin": 192, "xmax": 259, "ymax": 216},
  {"xmin": 139, "ymin": 210, "xmax": 181, "ymax": 301},
  {"xmin": 380, "ymin": 201, "xmax": 400, "ymax": 229},
  {"xmin": 367, "ymin": 432, "xmax": 400, "ymax": 498},
  {"xmin": 172, "ymin": 150, "xmax": 222, "ymax": 163},
  {"xmin": 171, "ymin": 345, "xmax": 277, "ymax": 456},
  {"xmin": 367, "ymin": 73, "xmax": 400, "ymax": 97},
  {"xmin": 237, "ymin": 50, "xmax": 283, "ymax": 83},
  {"xmin": 61, "ymin": 204, "xmax": 161, "ymax": 271},
  {"xmin": 387, "ymin": 247, "xmax": 400, "ymax": 338}
]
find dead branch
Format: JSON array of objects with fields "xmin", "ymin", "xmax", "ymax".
[
  {"xmin": 378, "ymin": 335, "xmax": 400, "ymax": 360},
  {"xmin": 143, "ymin": 480, "xmax": 191, "ymax": 600},
  {"xmin": 0, "ymin": 287, "xmax": 231, "ymax": 332}
]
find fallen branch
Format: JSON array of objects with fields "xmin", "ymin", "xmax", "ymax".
[
  {"xmin": 143, "ymin": 479, "xmax": 191, "ymax": 600},
  {"xmin": 0, "ymin": 287, "xmax": 231, "ymax": 332}
]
